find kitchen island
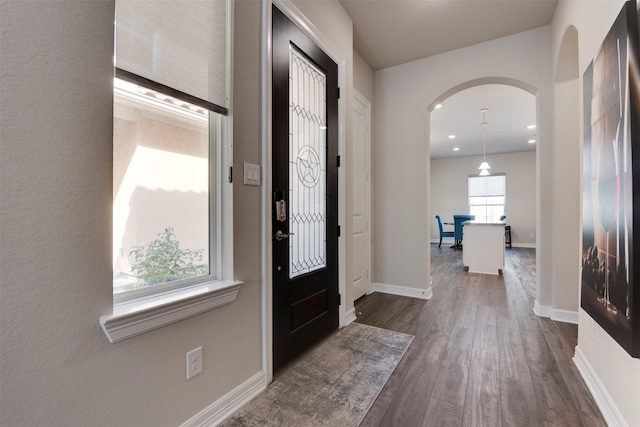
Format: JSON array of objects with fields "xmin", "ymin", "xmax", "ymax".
[{"xmin": 462, "ymin": 220, "xmax": 505, "ymax": 275}]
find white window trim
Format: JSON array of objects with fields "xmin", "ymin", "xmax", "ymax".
[
  {"xmin": 101, "ymin": 279, "xmax": 241, "ymax": 343},
  {"xmin": 101, "ymin": 0, "xmax": 238, "ymax": 343}
]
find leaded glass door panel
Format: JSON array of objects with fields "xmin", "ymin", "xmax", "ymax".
[
  {"xmin": 289, "ymin": 46, "xmax": 327, "ymax": 278},
  {"xmin": 272, "ymin": 6, "xmax": 339, "ymax": 372}
]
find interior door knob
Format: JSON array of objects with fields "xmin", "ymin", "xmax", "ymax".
[{"xmin": 275, "ymin": 230, "xmax": 294, "ymax": 241}]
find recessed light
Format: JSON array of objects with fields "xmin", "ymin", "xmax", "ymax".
[
  {"xmin": 448, "ymin": 134, "xmax": 456, "ymax": 139},
  {"xmin": 453, "ymin": 147, "xmax": 460, "ymax": 151},
  {"xmin": 527, "ymin": 124, "xmax": 536, "ymax": 129},
  {"xmin": 528, "ymin": 139, "xmax": 536, "ymax": 144},
  {"xmin": 435, "ymin": 104, "xmax": 443, "ymax": 109}
]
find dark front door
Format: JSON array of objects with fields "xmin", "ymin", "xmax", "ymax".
[{"xmin": 272, "ymin": 5, "xmax": 339, "ymax": 371}]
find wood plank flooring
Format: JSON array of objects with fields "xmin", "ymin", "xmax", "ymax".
[{"xmin": 356, "ymin": 246, "xmax": 606, "ymax": 427}]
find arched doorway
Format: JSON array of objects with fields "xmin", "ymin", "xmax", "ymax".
[{"xmin": 427, "ymin": 79, "xmax": 539, "ymax": 298}]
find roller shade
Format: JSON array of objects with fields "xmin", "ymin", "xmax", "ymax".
[
  {"xmin": 115, "ymin": 0, "xmax": 227, "ymax": 113},
  {"xmin": 468, "ymin": 173, "xmax": 505, "ymax": 197}
]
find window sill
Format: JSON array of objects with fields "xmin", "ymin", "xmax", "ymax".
[{"xmin": 100, "ymin": 280, "xmax": 242, "ymax": 343}]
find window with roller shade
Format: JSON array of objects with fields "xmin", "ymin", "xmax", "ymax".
[
  {"xmin": 112, "ymin": 0, "xmax": 230, "ymax": 301},
  {"xmin": 468, "ymin": 173, "xmax": 506, "ymax": 223}
]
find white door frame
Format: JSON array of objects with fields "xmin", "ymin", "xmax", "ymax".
[
  {"xmin": 261, "ymin": 0, "xmax": 347, "ymax": 384},
  {"xmin": 352, "ymin": 89, "xmax": 372, "ymax": 300}
]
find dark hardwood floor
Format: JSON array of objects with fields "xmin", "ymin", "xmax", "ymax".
[{"xmin": 356, "ymin": 245, "xmax": 606, "ymax": 427}]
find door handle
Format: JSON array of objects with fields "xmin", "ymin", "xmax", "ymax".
[{"xmin": 275, "ymin": 230, "xmax": 295, "ymax": 241}]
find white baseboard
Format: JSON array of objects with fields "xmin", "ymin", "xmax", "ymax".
[
  {"xmin": 551, "ymin": 308, "xmax": 579, "ymax": 324},
  {"xmin": 430, "ymin": 239, "xmax": 535, "ymax": 249},
  {"xmin": 533, "ymin": 300, "xmax": 552, "ymax": 317},
  {"xmin": 181, "ymin": 371, "xmax": 266, "ymax": 427},
  {"xmin": 344, "ymin": 307, "xmax": 357, "ymax": 326},
  {"xmin": 372, "ymin": 282, "xmax": 432, "ymax": 300},
  {"xmin": 533, "ymin": 300, "xmax": 578, "ymax": 324},
  {"xmin": 511, "ymin": 243, "xmax": 536, "ymax": 249},
  {"xmin": 573, "ymin": 346, "xmax": 629, "ymax": 427},
  {"xmin": 430, "ymin": 238, "xmax": 455, "ymax": 245}
]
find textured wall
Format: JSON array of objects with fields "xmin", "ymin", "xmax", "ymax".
[
  {"xmin": 0, "ymin": 1, "xmax": 263, "ymax": 425},
  {"xmin": 353, "ymin": 49, "xmax": 374, "ymax": 102},
  {"xmin": 552, "ymin": 1, "xmax": 640, "ymax": 425}
]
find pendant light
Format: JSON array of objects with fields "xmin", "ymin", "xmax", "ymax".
[{"xmin": 478, "ymin": 108, "xmax": 491, "ymax": 176}]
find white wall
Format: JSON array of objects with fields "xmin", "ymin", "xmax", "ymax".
[
  {"xmin": 0, "ymin": 1, "xmax": 264, "ymax": 425},
  {"xmin": 373, "ymin": 26, "xmax": 553, "ymax": 294},
  {"xmin": 354, "ymin": 49, "xmax": 374, "ymax": 102},
  {"xmin": 430, "ymin": 151, "xmax": 536, "ymax": 247},
  {"xmin": 551, "ymin": 1, "xmax": 640, "ymax": 426}
]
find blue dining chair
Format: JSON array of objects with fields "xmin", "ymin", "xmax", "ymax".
[
  {"xmin": 435, "ymin": 215, "xmax": 454, "ymax": 248},
  {"xmin": 453, "ymin": 214, "xmax": 475, "ymax": 249}
]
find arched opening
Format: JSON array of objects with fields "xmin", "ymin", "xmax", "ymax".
[
  {"xmin": 555, "ymin": 26, "xmax": 579, "ymax": 83},
  {"xmin": 427, "ymin": 78, "xmax": 539, "ymax": 301}
]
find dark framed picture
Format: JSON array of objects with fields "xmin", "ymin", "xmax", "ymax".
[{"xmin": 582, "ymin": 0, "xmax": 640, "ymax": 357}]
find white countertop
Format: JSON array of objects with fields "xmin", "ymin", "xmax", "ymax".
[{"xmin": 462, "ymin": 220, "xmax": 505, "ymax": 226}]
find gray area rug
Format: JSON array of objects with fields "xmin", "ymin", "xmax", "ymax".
[{"xmin": 221, "ymin": 323, "xmax": 414, "ymax": 427}]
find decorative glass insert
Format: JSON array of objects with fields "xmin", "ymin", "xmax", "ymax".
[{"xmin": 289, "ymin": 46, "xmax": 327, "ymax": 278}]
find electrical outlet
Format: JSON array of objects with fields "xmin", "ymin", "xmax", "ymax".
[{"xmin": 186, "ymin": 347, "xmax": 203, "ymax": 380}]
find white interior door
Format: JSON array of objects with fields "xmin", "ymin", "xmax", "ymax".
[{"xmin": 352, "ymin": 90, "xmax": 371, "ymax": 301}]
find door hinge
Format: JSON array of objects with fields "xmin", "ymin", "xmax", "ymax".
[
  {"xmin": 337, "ymin": 87, "xmax": 341, "ymax": 99},
  {"xmin": 337, "ymin": 225, "xmax": 341, "ymax": 237},
  {"xmin": 228, "ymin": 166, "xmax": 233, "ymax": 183},
  {"xmin": 338, "ymin": 294, "xmax": 341, "ymax": 305},
  {"xmin": 337, "ymin": 155, "xmax": 341, "ymax": 167}
]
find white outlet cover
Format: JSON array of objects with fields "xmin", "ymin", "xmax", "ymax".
[{"xmin": 186, "ymin": 347, "xmax": 203, "ymax": 380}]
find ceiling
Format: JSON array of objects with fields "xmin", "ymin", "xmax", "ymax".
[
  {"xmin": 429, "ymin": 84, "xmax": 536, "ymax": 159},
  {"xmin": 336, "ymin": 0, "xmax": 557, "ymax": 159},
  {"xmin": 339, "ymin": 0, "xmax": 559, "ymax": 71}
]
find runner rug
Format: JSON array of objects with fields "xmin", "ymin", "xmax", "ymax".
[{"xmin": 221, "ymin": 322, "xmax": 414, "ymax": 427}]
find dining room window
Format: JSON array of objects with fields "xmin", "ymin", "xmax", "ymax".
[{"xmin": 468, "ymin": 173, "xmax": 506, "ymax": 222}]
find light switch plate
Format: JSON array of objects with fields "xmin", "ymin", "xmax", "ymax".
[{"xmin": 243, "ymin": 162, "xmax": 261, "ymax": 186}]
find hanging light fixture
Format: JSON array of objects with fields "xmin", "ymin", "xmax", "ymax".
[{"xmin": 478, "ymin": 108, "xmax": 491, "ymax": 176}]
